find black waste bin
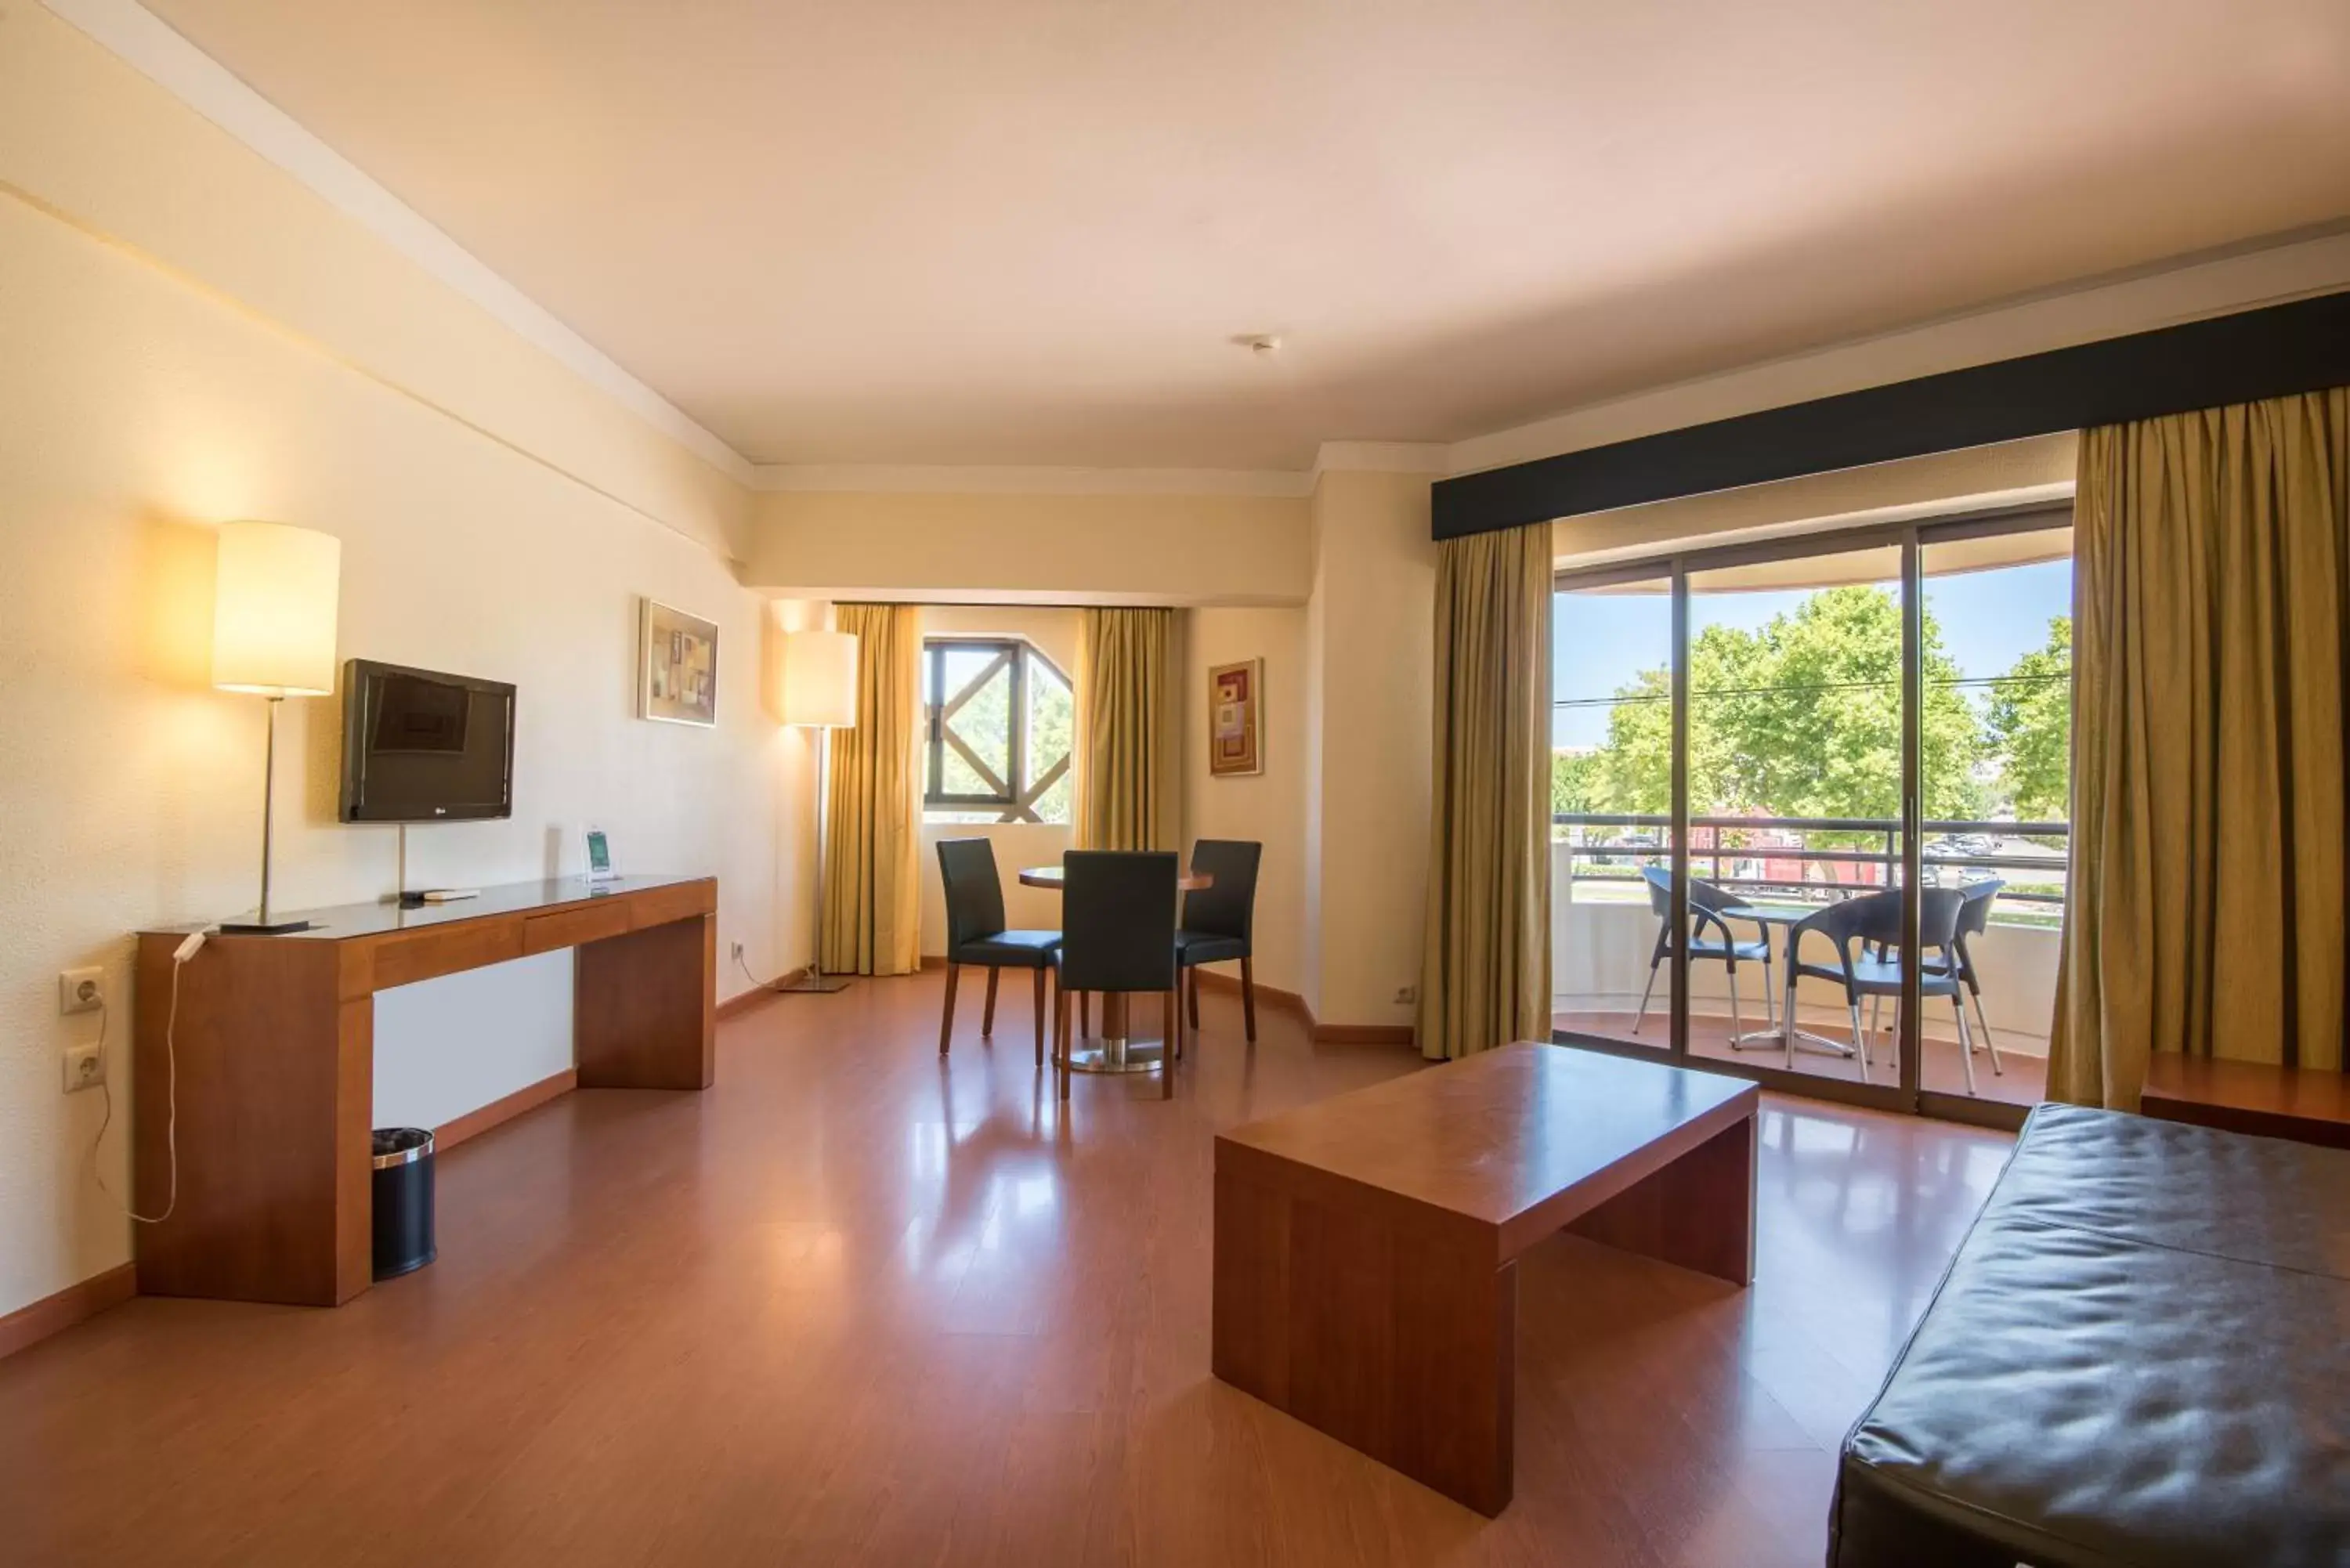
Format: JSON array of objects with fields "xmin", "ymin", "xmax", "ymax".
[{"xmin": 371, "ymin": 1127, "xmax": 436, "ymax": 1280}]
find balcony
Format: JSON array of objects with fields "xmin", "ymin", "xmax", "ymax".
[{"xmin": 1552, "ymin": 812, "xmax": 2063, "ymax": 1107}]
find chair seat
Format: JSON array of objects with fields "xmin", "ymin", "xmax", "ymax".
[
  {"xmin": 1793, "ymin": 956, "xmax": 1961, "ymax": 997},
  {"xmin": 1175, "ymin": 930, "xmax": 1248, "ymax": 966},
  {"xmin": 950, "ymin": 930, "xmax": 1063, "ymax": 968},
  {"xmin": 1676, "ymin": 938, "xmax": 1770, "ymax": 963}
]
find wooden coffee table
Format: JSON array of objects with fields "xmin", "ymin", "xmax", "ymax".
[{"xmin": 1212, "ymin": 1042, "xmax": 1759, "ymax": 1515}]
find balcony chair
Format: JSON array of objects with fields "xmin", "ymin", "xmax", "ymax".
[
  {"xmin": 1052, "ymin": 851, "xmax": 1183, "ymax": 1100},
  {"xmin": 1632, "ymin": 865, "xmax": 1775, "ymax": 1042},
  {"xmin": 935, "ymin": 838, "xmax": 1061, "ymax": 1065},
  {"xmin": 1176, "ymin": 839, "xmax": 1263, "ymax": 1043},
  {"xmin": 1867, "ymin": 876, "xmax": 2006, "ymax": 1076},
  {"xmin": 1783, "ymin": 887, "xmax": 1978, "ymax": 1093}
]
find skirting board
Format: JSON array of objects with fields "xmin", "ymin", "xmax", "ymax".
[
  {"xmin": 717, "ymin": 985, "xmax": 783, "ymax": 1021},
  {"xmin": 0, "ymin": 1262, "xmax": 136, "ymax": 1364},
  {"xmin": 433, "ymin": 1068, "xmax": 577, "ymax": 1153},
  {"xmin": 1188, "ymin": 967, "xmax": 1417, "ymax": 1046}
]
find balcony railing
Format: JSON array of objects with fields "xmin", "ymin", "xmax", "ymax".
[{"xmin": 1553, "ymin": 813, "xmax": 2069, "ymax": 914}]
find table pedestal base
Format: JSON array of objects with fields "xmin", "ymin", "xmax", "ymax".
[{"xmin": 1060, "ymin": 992, "xmax": 1170, "ymax": 1075}]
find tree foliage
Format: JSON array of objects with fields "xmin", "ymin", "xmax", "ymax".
[
  {"xmin": 1563, "ymin": 586, "xmax": 1994, "ymax": 823},
  {"xmin": 1985, "ymin": 616, "xmax": 2071, "ymax": 820}
]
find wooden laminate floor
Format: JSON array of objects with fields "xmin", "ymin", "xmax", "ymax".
[{"xmin": 0, "ymin": 973, "xmax": 2012, "ymax": 1567}]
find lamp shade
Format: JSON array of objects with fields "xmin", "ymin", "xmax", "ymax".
[
  {"xmin": 781, "ymin": 628, "xmax": 859, "ymax": 728},
  {"xmin": 212, "ymin": 521, "xmax": 342, "ymax": 696}
]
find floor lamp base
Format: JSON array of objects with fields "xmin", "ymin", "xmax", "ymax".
[
  {"xmin": 776, "ymin": 968, "xmax": 852, "ymax": 995},
  {"xmin": 217, "ymin": 917, "xmax": 315, "ymax": 935}
]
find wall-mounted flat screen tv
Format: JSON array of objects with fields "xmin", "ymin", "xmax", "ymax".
[{"xmin": 338, "ymin": 659, "xmax": 515, "ymax": 822}]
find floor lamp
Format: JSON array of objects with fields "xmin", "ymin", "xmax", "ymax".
[
  {"xmin": 211, "ymin": 522, "xmax": 342, "ymax": 934},
  {"xmin": 780, "ymin": 626, "xmax": 860, "ymax": 992}
]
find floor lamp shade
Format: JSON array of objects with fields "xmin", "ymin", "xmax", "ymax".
[
  {"xmin": 783, "ymin": 628, "xmax": 859, "ymax": 729},
  {"xmin": 212, "ymin": 522, "xmax": 342, "ymax": 696}
]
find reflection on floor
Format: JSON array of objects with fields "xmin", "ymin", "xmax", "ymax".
[
  {"xmin": 1553, "ymin": 1009, "xmax": 2048, "ymax": 1108},
  {"xmin": 2, "ymin": 974, "xmax": 2013, "ymax": 1568}
]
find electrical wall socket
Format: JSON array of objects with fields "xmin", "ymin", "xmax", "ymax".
[
  {"xmin": 59, "ymin": 967, "xmax": 104, "ymax": 1015},
  {"xmin": 1393, "ymin": 985, "xmax": 1417, "ymax": 1006},
  {"xmin": 731, "ymin": 942, "xmax": 746, "ymax": 961},
  {"xmin": 64, "ymin": 1041, "xmax": 104, "ymax": 1093}
]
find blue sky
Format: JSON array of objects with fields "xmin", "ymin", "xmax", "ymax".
[{"xmin": 1553, "ymin": 558, "xmax": 2072, "ymax": 748}]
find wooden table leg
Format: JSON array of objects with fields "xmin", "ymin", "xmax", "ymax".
[
  {"xmin": 1565, "ymin": 1110, "xmax": 1756, "ymax": 1285},
  {"xmin": 1213, "ymin": 1162, "xmax": 1514, "ymax": 1515},
  {"xmin": 575, "ymin": 913, "xmax": 715, "ymax": 1089}
]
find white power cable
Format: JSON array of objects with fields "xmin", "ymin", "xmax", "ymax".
[{"xmin": 89, "ymin": 930, "xmax": 201, "ymax": 1224}]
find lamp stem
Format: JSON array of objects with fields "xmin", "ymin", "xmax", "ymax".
[
  {"xmin": 811, "ymin": 726, "xmax": 830, "ymax": 981},
  {"xmin": 258, "ymin": 695, "xmax": 282, "ymax": 927}
]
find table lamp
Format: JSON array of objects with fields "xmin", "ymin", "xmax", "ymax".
[
  {"xmin": 212, "ymin": 521, "xmax": 342, "ymax": 934},
  {"xmin": 779, "ymin": 627, "xmax": 860, "ymax": 992}
]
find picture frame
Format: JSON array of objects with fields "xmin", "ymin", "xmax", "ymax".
[
  {"xmin": 1207, "ymin": 657, "xmax": 1264, "ymax": 777},
  {"xmin": 638, "ymin": 598, "xmax": 719, "ymax": 727}
]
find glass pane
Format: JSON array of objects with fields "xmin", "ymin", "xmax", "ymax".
[
  {"xmin": 938, "ymin": 646, "xmax": 1013, "ymax": 800},
  {"xmin": 1687, "ymin": 544, "xmax": 1907, "ymax": 1088},
  {"xmin": 1550, "ymin": 573, "xmax": 1676, "ymax": 1053},
  {"xmin": 1919, "ymin": 527, "xmax": 2071, "ymax": 1109},
  {"xmin": 1025, "ymin": 652, "xmax": 1074, "ymax": 824}
]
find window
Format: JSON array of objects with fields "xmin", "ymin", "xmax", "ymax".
[{"xmin": 922, "ymin": 638, "xmax": 1074, "ymax": 823}]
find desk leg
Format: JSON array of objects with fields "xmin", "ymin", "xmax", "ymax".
[
  {"xmin": 1213, "ymin": 1165, "xmax": 1514, "ymax": 1515},
  {"xmin": 575, "ymin": 914, "xmax": 715, "ymax": 1090},
  {"xmin": 130, "ymin": 934, "xmax": 374, "ymax": 1306},
  {"xmin": 1566, "ymin": 1111, "xmax": 1756, "ymax": 1286}
]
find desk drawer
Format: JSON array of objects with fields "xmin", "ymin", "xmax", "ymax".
[
  {"xmin": 522, "ymin": 901, "xmax": 634, "ymax": 955},
  {"xmin": 370, "ymin": 919, "xmax": 524, "ymax": 990},
  {"xmin": 627, "ymin": 880, "xmax": 715, "ymax": 930}
]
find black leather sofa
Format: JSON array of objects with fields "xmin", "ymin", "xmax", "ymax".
[{"xmin": 1830, "ymin": 1103, "xmax": 2350, "ymax": 1566}]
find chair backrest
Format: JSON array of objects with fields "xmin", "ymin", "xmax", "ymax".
[
  {"xmin": 1954, "ymin": 878, "xmax": 2003, "ymax": 939},
  {"xmin": 1058, "ymin": 851, "xmax": 1179, "ymax": 993},
  {"xmin": 1180, "ymin": 840, "xmax": 1261, "ymax": 941},
  {"xmin": 935, "ymin": 838, "xmax": 1007, "ymax": 950},
  {"xmin": 1640, "ymin": 865, "xmax": 1738, "ymax": 930},
  {"xmin": 1793, "ymin": 887, "xmax": 1965, "ymax": 980}
]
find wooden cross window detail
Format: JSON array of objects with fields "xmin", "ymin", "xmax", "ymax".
[{"xmin": 922, "ymin": 638, "xmax": 1074, "ymax": 824}]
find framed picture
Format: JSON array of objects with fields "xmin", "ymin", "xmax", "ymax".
[
  {"xmin": 638, "ymin": 598, "xmax": 719, "ymax": 726},
  {"xmin": 1208, "ymin": 657, "xmax": 1263, "ymax": 777}
]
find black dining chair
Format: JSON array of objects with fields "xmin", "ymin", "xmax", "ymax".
[
  {"xmin": 1781, "ymin": 887, "xmax": 1978, "ymax": 1093},
  {"xmin": 935, "ymin": 838, "xmax": 1062, "ymax": 1066},
  {"xmin": 1052, "ymin": 851, "xmax": 1181, "ymax": 1100},
  {"xmin": 1176, "ymin": 839, "xmax": 1262, "ymax": 1043},
  {"xmin": 1632, "ymin": 865, "xmax": 1774, "ymax": 1041}
]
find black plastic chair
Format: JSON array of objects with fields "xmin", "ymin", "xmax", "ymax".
[
  {"xmin": 935, "ymin": 838, "xmax": 1062, "ymax": 1066},
  {"xmin": 1867, "ymin": 878, "xmax": 2008, "ymax": 1078},
  {"xmin": 1632, "ymin": 866, "xmax": 1775, "ymax": 1041},
  {"xmin": 1051, "ymin": 851, "xmax": 1181, "ymax": 1100},
  {"xmin": 1782, "ymin": 887, "xmax": 1978, "ymax": 1093},
  {"xmin": 1176, "ymin": 840, "xmax": 1262, "ymax": 1043}
]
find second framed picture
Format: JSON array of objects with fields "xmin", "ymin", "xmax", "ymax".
[
  {"xmin": 1207, "ymin": 657, "xmax": 1263, "ymax": 777},
  {"xmin": 639, "ymin": 598, "xmax": 719, "ymax": 726}
]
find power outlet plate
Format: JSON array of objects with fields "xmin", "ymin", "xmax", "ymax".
[
  {"xmin": 59, "ymin": 966, "xmax": 104, "ymax": 1015},
  {"xmin": 64, "ymin": 1041, "xmax": 103, "ymax": 1093},
  {"xmin": 1393, "ymin": 985, "xmax": 1417, "ymax": 1006}
]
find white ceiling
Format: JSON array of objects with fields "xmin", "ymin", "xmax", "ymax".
[{"xmin": 142, "ymin": 0, "xmax": 2350, "ymax": 470}]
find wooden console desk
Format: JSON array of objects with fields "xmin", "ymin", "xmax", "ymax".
[{"xmin": 132, "ymin": 875, "xmax": 717, "ymax": 1308}]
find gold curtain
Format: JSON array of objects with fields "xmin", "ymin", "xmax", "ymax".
[
  {"xmin": 1418, "ymin": 523, "xmax": 1554, "ymax": 1060},
  {"xmin": 1075, "ymin": 607, "xmax": 1179, "ymax": 850},
  {"xmin": 821, "ymin": 603, "xmax": 923, "ymax": 976},
  {"xmin": 2050, "ymin": 388, "xmax": 2349, "ymax": 1108}
]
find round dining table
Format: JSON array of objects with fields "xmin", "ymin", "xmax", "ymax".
[
  {"xmin": 1018, "ymin": 863, "xmax": 1212, "ymax": 1075},
  {"xmin": 1719, "ymin": 900, "xmax": 1860, "ymax": 1060}
]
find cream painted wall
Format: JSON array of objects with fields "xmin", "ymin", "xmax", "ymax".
[
  {"xmin": 1300, "ymin": 470, "xmax": 1438, "ymax": 1028},
  {"xmin": 0, "ymin": 9, "xmax": 804, "ymax": 1321},
  {"xmin": 744, "ymin": 489, "xmax": 1311, "ymax": 606},
  {"xmin": 1184, "ymin": 609, "xmax": 1308, "ymax": 997},
  {"xmin": 915, "ymin": 605, "xmax": 1083, "ymax": 954}
]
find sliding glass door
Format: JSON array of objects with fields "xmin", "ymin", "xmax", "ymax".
[{"xmin": 1552, "ymin": 511, "xmax": 2070, "ymax": 1129}]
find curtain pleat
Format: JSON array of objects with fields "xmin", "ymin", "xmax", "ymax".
[
  {"xmin": 821, "ymin": 603, "xmax": 923, "ymax": 976},
  {"xmin": 2050, "ymin": 387, "xmax": 2349, "ymax": 1108},
  {"xmin": 1075, "ymin": 607, "xmax": 1179, "ymax": 851},
  {"xmin": 1418, "ymin": 523, "xmax": 1554, "ymax": 1060}
]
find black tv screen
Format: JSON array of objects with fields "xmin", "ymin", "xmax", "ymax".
[{"xmin": 338, "ymin": 659, "xmax": 515, "ymax": 822}]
